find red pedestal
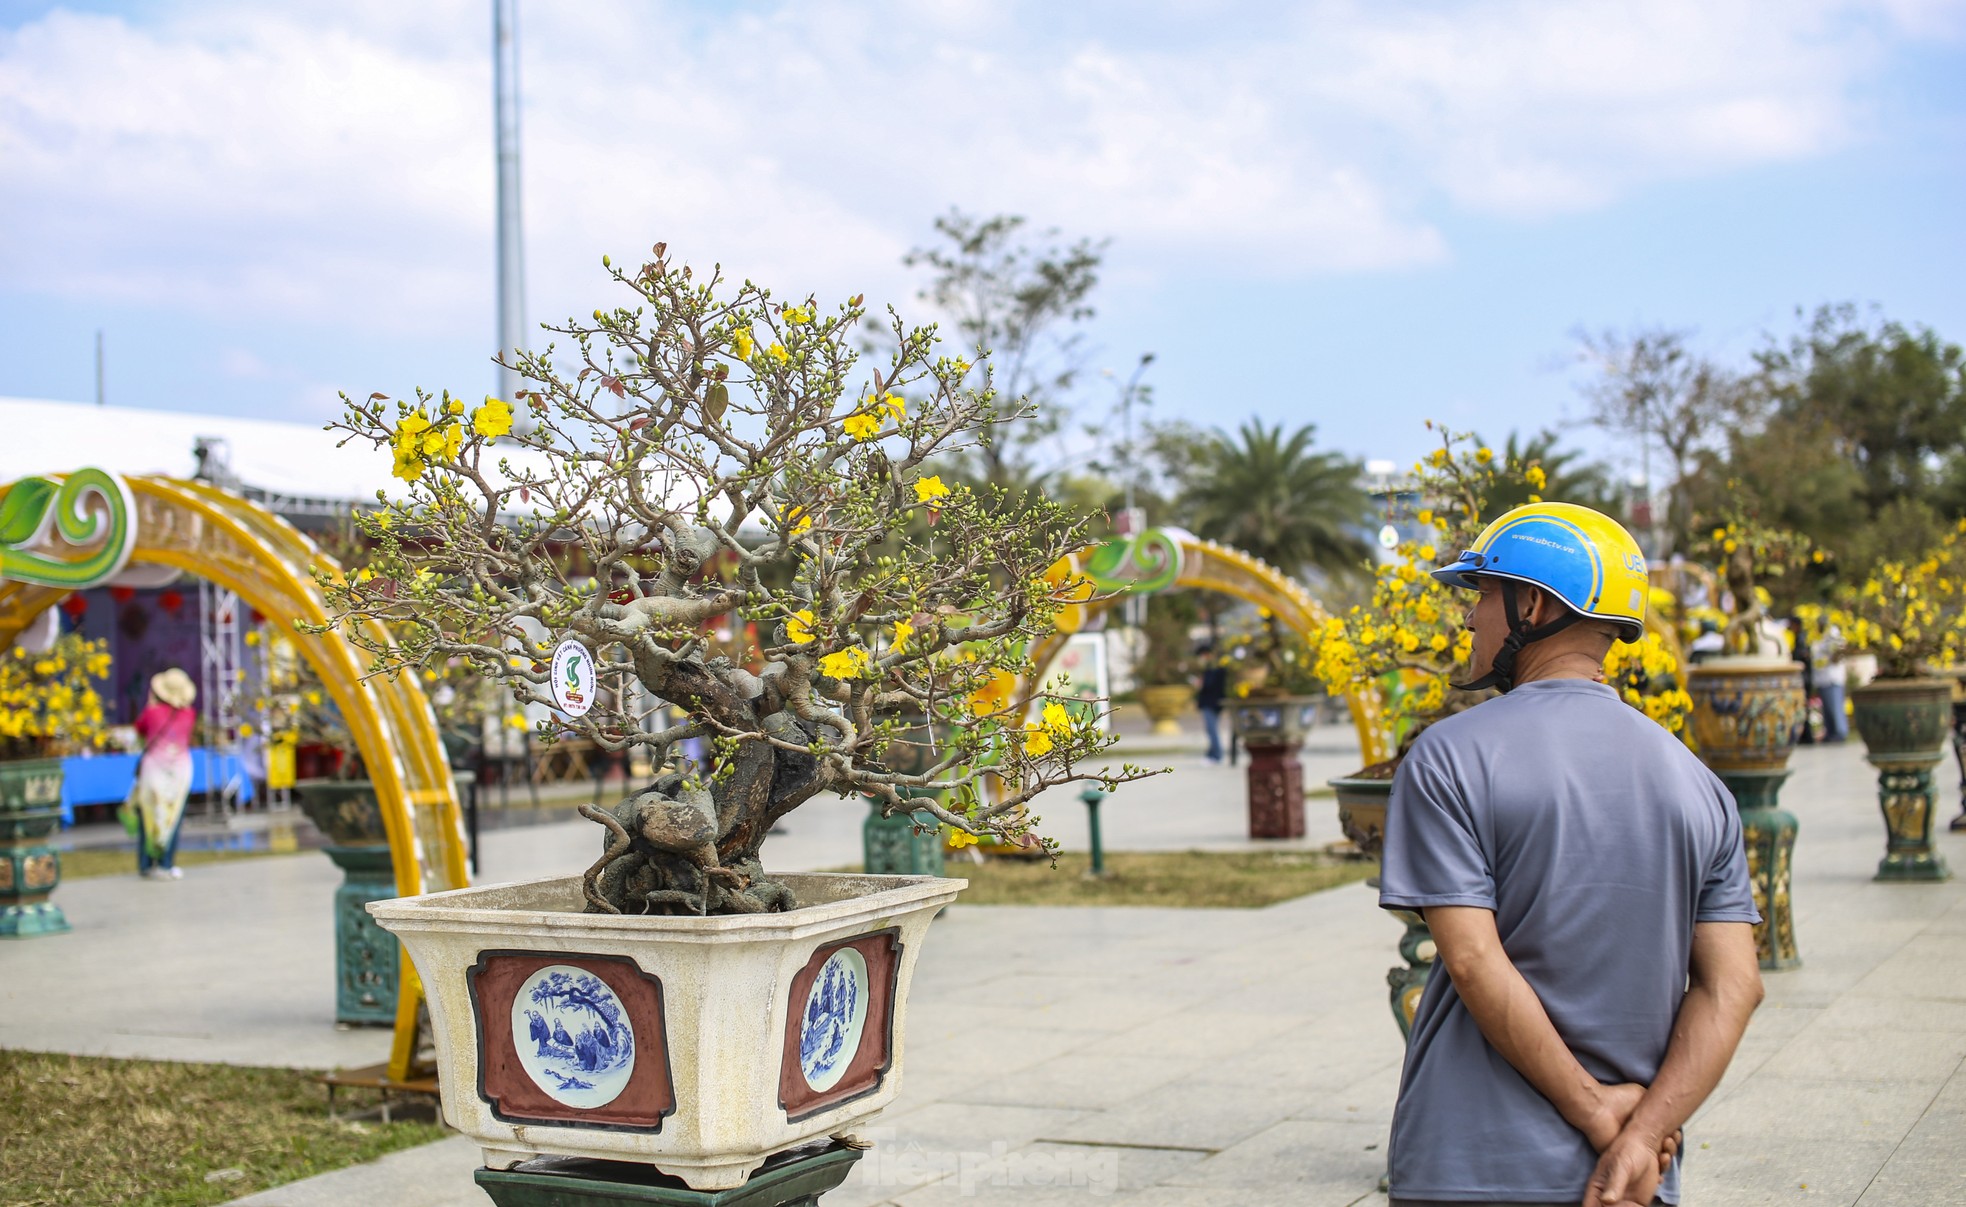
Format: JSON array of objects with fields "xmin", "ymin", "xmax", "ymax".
[{"xmin": 1246, "ymin": 742, "xmax": 1305, "ymax": 839}]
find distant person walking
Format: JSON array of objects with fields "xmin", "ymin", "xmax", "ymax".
[
  {"xmin": 1195, "ymin": 646, "xmax": 1228, "ymax": 764},
  {"xmin": 128, "ymin": 668, "xmax": 197, "ymax": 880},
  {"xmin": 1382, "ymin": 502, "xmax": 1764, "ymax": 1207},
  {"xmin": 1813, "ymin": 623, "xmax": 1848, "ymax": 744}
]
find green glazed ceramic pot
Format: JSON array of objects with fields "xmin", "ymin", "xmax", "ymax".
[{"xmin": 1850, "ymin": 678, "xmax": 1953, "ymax": 758}]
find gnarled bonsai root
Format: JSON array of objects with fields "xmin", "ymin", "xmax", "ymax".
[{"xmin": 577, "ymin": 790, "xmax": 795, "ymax": 916}]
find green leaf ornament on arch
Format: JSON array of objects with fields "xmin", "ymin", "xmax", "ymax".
[
  {"xmin": 1081, "ymin": 527, "xmax": 1184, "ymax": 596},
  {"xmin": 0, "ymin": 468, "xmax": 139, "ymax": 590}
]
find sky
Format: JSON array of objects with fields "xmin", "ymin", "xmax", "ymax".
[{"xmin": 2, "ymin": 0, "xmax": 1963, "ymax": 478}]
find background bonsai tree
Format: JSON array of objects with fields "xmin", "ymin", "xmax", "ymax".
[
  {"xmin": 0, "ymin": 633, "xmax": 111, "ymax": 760},
  {"xmin": 322, "ymin": 245, "xmax": 1149, "ymax": 916},
  {"xmin": 1687, "ymin": 507, "xmax": 1826, "ymax": 654},
  {"xmin": 1833, "ymin": 522, "xmax": 1966, "ymax": 680}
]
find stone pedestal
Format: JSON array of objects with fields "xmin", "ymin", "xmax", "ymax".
[
  {"xmin": 1716, "ymin": 769, "xmax": 1800, "ymax": 970},
  {"xmin": 861, "ymin": 802, "xmax": 945, "ymax": 876},
  {"xmin": 1244, "ymin": 743, "xmax": 1304, "ymax": 839},
  {"xmin": 476, "ymin": 1142, "xmax": 863, "ymax": 1206},
  {"xmin": 324, "ymin": 843, "xmax": 400, "ymax": 1025},
  {"xmin": 1949, "ymin": 700, "xmax": 1966, "ymax": 833},
  {"xmin": 1868, "ymin": 754, "xmax": 1953, "ymax": 882},
  {"xmin": 1384, "ymin": 902, "xmax": 1435, "ymax": 1039}
]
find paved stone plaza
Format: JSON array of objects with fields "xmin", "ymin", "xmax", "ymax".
[{"xmin": 9, "ymin": 726, "xmax": 1964, "ymax": 1206}]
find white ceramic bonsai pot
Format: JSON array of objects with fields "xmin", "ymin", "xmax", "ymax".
[{"xmin": 368, "ymin": 870, "xmax": 964, "ymax": 1190}]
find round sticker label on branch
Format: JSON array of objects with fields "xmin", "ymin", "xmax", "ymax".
[{"xmin": 550, "ymin": 639, "xmax": 596, "ymax": 718}]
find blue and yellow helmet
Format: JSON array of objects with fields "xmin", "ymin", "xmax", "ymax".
[{"xmin": 1431, "ymin": 502, "xmax": 1649, "ymax": 644}]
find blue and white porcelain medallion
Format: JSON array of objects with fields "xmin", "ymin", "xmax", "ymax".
[
  {"xmin": 511, "ymin": 965, "xmax": 636, "ymax": 1108},
  {"xmin": 798, "ymin": 946, "xmax": 869, "ymax": 1092}
]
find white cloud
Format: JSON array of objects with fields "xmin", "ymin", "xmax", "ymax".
[{"xmin": 0, "ymin": 0, "xmax": 1957, "ymax": 345}]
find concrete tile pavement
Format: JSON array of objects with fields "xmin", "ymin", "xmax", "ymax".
[{"xmin": 12, "ymin": 731, "xmax": 1966, "ymax": 1205}]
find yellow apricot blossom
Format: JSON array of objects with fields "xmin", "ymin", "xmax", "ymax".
[
  {"xmin": 819, "ymin": 647, "xmax": 871, "ymax": 679},
  {"xmin": 472, "ymin": 397, "xmax": 514, "ymax": 439},
  {"xmin": 786, "ymin": 609, "xmax": 817, "ymax": 645}
]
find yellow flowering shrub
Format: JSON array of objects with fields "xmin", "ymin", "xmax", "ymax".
[
  {"xmin": 0, "ymin": 633, "xmax": 112, "ymax": 758},
  {"xmin": 1313, "ymin": 425, "xmax": 1510, "ymax": 738},
  {"xmin": 1602, "ymin": 632, "xmax": 1693, "ymax": 734},
  {"xmin": 1688, "ymin": 508, "xmax": 1826, "ymax": 648},
  {"xmin": 1835, "ymin": 521, "xmax": 1966, "ymax": 679},
  {"xmin": 1316, "ymin": 423, "xmax": 1689, "ymax": 745}
]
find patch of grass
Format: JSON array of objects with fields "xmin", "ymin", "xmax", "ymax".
[
  {"xmin": 55, "ymin": 846, "xmax": 299, "ymax": 881},
  {"xmin": 932, "ymin": 848, "xmax": 1377, "ymax": 908},
  {"xmin": 0, "ymin": 1050, "xmax": 446, "ymax": 1206}
]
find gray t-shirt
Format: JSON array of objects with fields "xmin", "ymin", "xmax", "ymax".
[{"xmin": 1379, "ymin": 679, "xmax": 1759, "ymax": 1204}]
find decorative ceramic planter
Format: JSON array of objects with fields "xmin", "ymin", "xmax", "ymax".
[
  {"xmin": 1686, "ymin": 657, "xmax": 1806, "ymax": 772},
  {"xmin": 369, "ymin": 871, "xmax": 963, "ymax": 1191},
  {"xmin": 1851, "ymin": 678, "xmax": 1954, "ymax": 882},
  {"xmin": 297, "ymin": 778, "xmax": 392, "ymax": 845},
  {"xmin": 1851, "ymin": 678, "xmax": 1953, "ymax": 758},
  {"xmin": 0, "ymin": 757, "xmax": 69, "ymax": 938},
  {"xmin": 1329, "ymin": 774, "xmax": 1391, "ymax": 860},
  {"xmin": 1685, "ymin": 658, "xmax": 1806, "ymax": 970},
  {"xmin": 1229, "ymin": 695, "xmax": 1318, "ymax": 750},
  {"xmin": 296, "ymin": 780, "xmax": 400, "ymax": 1024},
  {"xmin": 1328, "ymin": 773, "xmax": 1431, "ymax": 1039},
  {"xmin": 1138, "ymin": 684, "xmax": 1192, "ymax": 737}
]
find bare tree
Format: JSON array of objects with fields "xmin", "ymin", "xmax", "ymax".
[
  {"xmin": 905, "ymin": 211, "xmax": 1106, "ymax": 492},
  {"xmin": 1575, "ymin": 327, "xmax": 1753, "ymax": 551}
]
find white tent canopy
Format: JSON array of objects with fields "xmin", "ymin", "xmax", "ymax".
[
  {"xmin": 0, "ymin": 395, "xmax": 736, "ymax": 532},
  {"xmin": 0, "ymin": 395, "xmax": 397, "ymax": 505}
]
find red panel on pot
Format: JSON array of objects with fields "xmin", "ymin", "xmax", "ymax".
[
  {"xmin": 778, "ymin": 929, "xmax": 900, "ymax": 1122},
  {"xmin": 468, "ymin": 950, "xmax": 675, "ymax": 1131}
]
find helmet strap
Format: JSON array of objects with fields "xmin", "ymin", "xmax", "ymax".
[{"xmin": 1453, "ymin": 579, "xmax": 1583, "ymax": 694}]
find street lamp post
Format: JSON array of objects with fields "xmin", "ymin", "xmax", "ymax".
[{"xmin": 492, "ymin": 0, "xmax": 527, "ymax": 409}]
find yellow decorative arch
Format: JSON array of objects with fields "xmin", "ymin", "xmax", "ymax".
[
  {"xmin": 0, "ymin": 474, "xmax": 465, "ymax": 1080},
  {"xmin": 1030, "ymin": 528, "xmax": 1389, "ymax": 765}
]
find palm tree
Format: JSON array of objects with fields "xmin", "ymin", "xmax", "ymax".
[
  {"xmin": 1476, "ymin": 429, "xmax": 1624, "ymax": 521},
  {"xmin": 1180, "ymin": 419, "xmax": 1372, "ymax": 581}
]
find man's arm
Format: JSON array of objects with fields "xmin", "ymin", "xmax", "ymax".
[
  {"xmin": 1585, "ymin": 921, "xmax": 1764, "ymax": 1207},
  {"xmin": 1426, "ymin": 906, "xmax": 1645, "ymax": 1150}
]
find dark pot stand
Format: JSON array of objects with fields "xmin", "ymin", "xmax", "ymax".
[
  {"xmin": 1949, "ymin": 701, "xmax": 1966, "ymax": 833},
  {"xmin": 476, "ymin": 1142, "xmax": 864, "ymax": 1207},
  {"xmin": 1714, "ymin": 770, "xmax": 1801, "ymax": 969},
  {"xmin": 1868, "ymin": 751, "xmax": 1953, "ymax": 882}
]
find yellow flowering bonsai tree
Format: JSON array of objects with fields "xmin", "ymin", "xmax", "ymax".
[
  {"xmin": 1834, "ymin": 523, "xmax": 1966, "ymax": 680},
  {"xmin": 0, "ymin": 633, "xmax": 112, "ymax": 760},
  {"xmin": 1316, "ymin": 424, "xmax": 1690, "ymax": 767},
  {"xmin": 1688, "ymin": 508, "xmax": 1826, "ymax": 654},
  {"xmin": 322, "ymin": 245, "xmax": 1146, "ymax": 915}
]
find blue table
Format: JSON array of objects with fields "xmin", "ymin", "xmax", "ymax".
[{"xmin": 59, "ymin": 750, "xmax": 256, "ymax": 824}]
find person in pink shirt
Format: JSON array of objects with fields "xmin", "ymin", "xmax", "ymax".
[{"xmin": 129, "ymin": 668, "xmax": 197, "ymax": 879}]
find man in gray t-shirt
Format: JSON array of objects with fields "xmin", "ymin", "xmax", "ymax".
[{"xmin": 1380, "ymin": 502, "xmax": 1765, "ymax": 1206}]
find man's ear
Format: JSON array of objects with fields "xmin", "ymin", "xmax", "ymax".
[{"xmin": 1518, "ymin": 584, "xmax": 1549, "ymax": 626}]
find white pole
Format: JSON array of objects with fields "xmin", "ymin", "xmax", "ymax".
[
  {"xmin": 95, "ymin": 329, "xmax": 104, "ymax": 406},
  {"xmin": 492, "ymin": 0, "xmax": 526, "ymax": 408}
]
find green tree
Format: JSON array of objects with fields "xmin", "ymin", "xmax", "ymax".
[
  {"xmin": 1755, "ymin": 304, "xmax": 1966, "ymax": 526},
  {"xmin": 904, "ymin": 210, "xmax": 1105, "ymax": 492},
  {"xmin": 1180, "ymin": 419, "xmax": 1371, "ymax": 582}
]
